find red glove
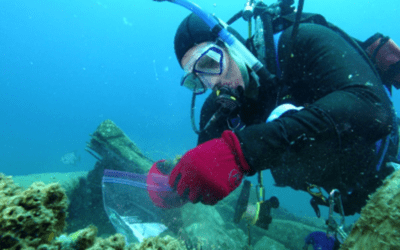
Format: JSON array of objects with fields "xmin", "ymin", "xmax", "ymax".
[
  {"xmin": 147, "ymin": 160, "xmax": 188, "ymax": 209},
  {"xmin": 168, "ymin": 130, "xmax": 252, "ymax": 205}
]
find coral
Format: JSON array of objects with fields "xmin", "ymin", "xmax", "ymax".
[
  {"xmin": 88, "ymin": 233, "xmax": 126, "ymax": 250},
  {"xmin": 341, "ymin": 169, "xmax": 400, "ymax": 249},
  {"xmin": 73, "ymin": 225, "xmax": 98, "ymax": 249},
  {"xmin": 0, "ymin": 173, "xmax": 68, "ymax": 249},
  {"xmin": 128, "ymin": 235, "xmax": 187, "ymax": 250},
  {"xmin": 0, "ymin": 171, "xmax": 185, "ymax": 250},
  {"xmin": 57, "ymin": 225, "xmax": 98, "ymax": 250},
  {"xmin": 56, "ymin": 225, "xmax": 126, "ymax": 250}
]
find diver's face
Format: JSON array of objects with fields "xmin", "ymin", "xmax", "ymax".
[{"xmin": 180, "ymin": 42, "xmax": 245, "ymax": 92}]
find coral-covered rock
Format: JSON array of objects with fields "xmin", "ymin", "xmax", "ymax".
[
  {"xmin": 0, "ymin": 173, "xmax": 68, "ymax": 249},
  {"xmin": 128, "ymin": 235, "xmax": 186, "ymax": 250},
  {"xmin": 71, "ymin": 225, "xmax": 98, "ymax": 250},
  {"xmin": 341, "ymin": 169, "xmax": 400, "ymax": 249},
  {"xmin": 56, "ymin": 225, "xmax": 126, "ymax": 250},
  {"xmin": 89, "ymin": 233, "xmax": 126, "ymax": 250},
  {"xmin": 87, "ymin": 119, "xmax": 153, "ymax": 174}
]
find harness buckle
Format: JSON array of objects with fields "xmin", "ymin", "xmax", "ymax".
[{"xmin": 326, "ymin": 189, "xmax": 348, "ymax": 243}]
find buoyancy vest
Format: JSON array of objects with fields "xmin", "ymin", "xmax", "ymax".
[
  {"xmin": 250, "ymin": 11, "xmax": 400, "ymax": 169},
  {"xmin": 251, "ymin": 11, "xmax": 400, "ymax": 90},
  {"xmin": 248, "ymin": 11, "xmax": 400, "ymax": 215}
]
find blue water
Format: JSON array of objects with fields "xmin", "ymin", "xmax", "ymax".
[{"xmin": 0, "ymin": 0, "xmax": 398, "ymax": 223}]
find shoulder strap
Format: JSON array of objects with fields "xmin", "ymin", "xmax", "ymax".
[
  {"xmin": 258, "ymin": 12, "xmax": 278, "ymax": 76},
  {"xmin": 272, "ymin": 12, "xmax": 329, "ymax": 33},
  {"xmin": 256, "ymin": 12, "xmax": 329, "ymax": 76}
]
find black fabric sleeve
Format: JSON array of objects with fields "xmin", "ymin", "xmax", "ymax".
[{"xmin": 235, "ymin": 24, "xmax": 394, "ymax": 192}]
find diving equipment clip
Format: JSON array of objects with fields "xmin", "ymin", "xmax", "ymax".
[{"xmin": 326, "ymin": 189, "xmax": 348, "ymax": 243}]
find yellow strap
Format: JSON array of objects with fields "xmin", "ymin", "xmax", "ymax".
[
  {"xmin": 307, "ymin": 184, "xmax": 327, "ymax": 203},
  {"xmin": 251, "ymin": 202, "xmax": 261, "ymax": 225}
]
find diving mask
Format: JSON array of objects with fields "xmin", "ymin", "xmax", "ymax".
[{"xmin": 180, "ymin": 44, "xmax": 227, "ymax": 94}]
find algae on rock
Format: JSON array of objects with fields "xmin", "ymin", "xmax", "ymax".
[{"xmin": 86, "ymin": 119, "xmax": 153, "ymax": 174}]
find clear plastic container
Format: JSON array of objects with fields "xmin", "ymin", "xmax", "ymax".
[{"xmin": 102, "ymin": 169, "xmax": 170, "ymax": 243}]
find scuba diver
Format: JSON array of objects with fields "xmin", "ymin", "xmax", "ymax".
[{"xmin": 148, "ymin": 0, "xmax": 400, "ymax": 248}]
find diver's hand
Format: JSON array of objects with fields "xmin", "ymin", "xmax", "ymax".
[{"xmin": 168, "ymin": 130, "xmax": 252, "ymax": 205}]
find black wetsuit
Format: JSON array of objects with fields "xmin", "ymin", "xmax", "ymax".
[{"xmin": 197, "ymin": 23, "xmax": 398, "ymax": 215}]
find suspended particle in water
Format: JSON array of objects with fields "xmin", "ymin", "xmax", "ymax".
[
  {"xmin": 123, "ymin": 17, "xmax": 133, "ymax": 26},
  {"xmin": 153, "ymin": 59, "xmax": 159, "ymax": 81}
]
